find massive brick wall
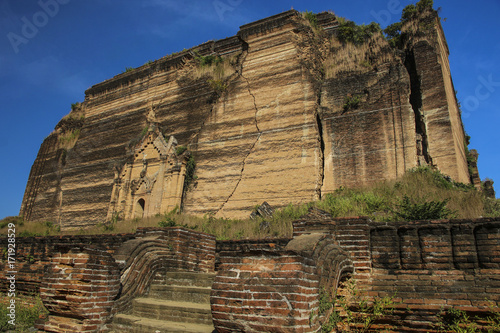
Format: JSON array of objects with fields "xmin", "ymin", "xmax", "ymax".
[{"xmin": 21, "ymin": 9, "xmax": 471, "ymax": 228}]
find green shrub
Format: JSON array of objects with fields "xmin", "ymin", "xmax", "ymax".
[
  {"xmin": 343, "ymin": 95, "xmax": 360, "ymax": 112},
  {"xmin": 195, "ymin": 52, "xmax": 223, "ymax": 67},
  {"xmin": 384, "ymin": 0, "xmax": 435, "ymax": 48},
  {"xmin": 303, "ymin": 11, "xmax": 319, "ymax": 30},
  {"xmin": 175, "ymin": 146, "xmax": 188, "ymax": 155},
  {"xmin": 184, "ymin": 155, "xmax": 197, "ymax": 189},
  {"xmin": 336, "ymin": 20, "xmax": 381, "ymax": 45},
  {"xmin": 158, "ymin": 217, "xmax": 176, "ymax": 227},
  {"xmin": 394, "ymin": 195, "xmax": 454, "ymax": 221},
  {"xmin": 70, "ymin": 102, "xmax": 81, "ymax": 111}
]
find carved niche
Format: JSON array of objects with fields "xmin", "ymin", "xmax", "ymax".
[{"xmin": 107, "ymin": 126, "xmax": 187, "ymax": 221}]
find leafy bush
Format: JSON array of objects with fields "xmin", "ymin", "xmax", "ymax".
[
  {"xmin": 175, "ymin": 145, "xmax": 187, "ymax": 155},
  {"xmin": 394, "ymin": 195, "xmax": 454, "ymax": 221},
  {"xmin": 303, "ymin": 11, "xmax": 319, "ymax": 30},
  {"xmin": 343, "ymin": 95, "xmax": 360, "ymax": 112},
  {"xmin": 336, "ymin": 19, "xmax": 381, "ymax": 45}
]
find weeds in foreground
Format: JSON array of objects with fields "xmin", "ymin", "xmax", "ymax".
[
  {"xmin": 0, "ymin": 293, "xmax": 48, "ymax": 332},
  {"xmin": 435, "ymin": 303, "xmax": 500, "ymax": 333},
  {"xmin": 320, "ymin": 278, "xmax": 396, "ymax": 332}
]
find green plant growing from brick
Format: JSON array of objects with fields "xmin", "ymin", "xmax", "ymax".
[
  {"xmin": 128, "ymin": 126, "xmax": 149, "ymax": 148},
  {"xmin": 123, "ymin": 67, "xmax": 135, "ymax": 73},
  {"xmin": 175, "ymin": 145, "xmax": 188, "ymax": 155},
  {"xmin": 343, "ymin": 95, "xmax": 360, "ymax": 112},
  {"xmin": 323, "ymin": 278, "xmax": 396, "ymax": 332},
  {"xmin": 71, "ymin": 102, "xmax": 81, "ymax": 111},
  {"xmin": 184, "ymin": 154, "xmax": 197, "ymax": 190},
  {"xmin": 384, "ymin": 0, "xmax": 435, "ymax": 48},
  {"xmin": 59, "ymin": 129, "xmax": 81, "ymax": 144},
  {"xmin": 435, "ymin": 304, "xmax": 500, "ymax": 333},
  {"xmin": 208, "ymin": 79, "xmax": 228, "ymax": 95},
  {"xmin": 190, "ymin": 51, "xmax": 234, "ymax": 95}
]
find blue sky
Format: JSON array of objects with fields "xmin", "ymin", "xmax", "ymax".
[{"xmin": 0, "ymin": 0, "xmax": 498, "ymax": 219}]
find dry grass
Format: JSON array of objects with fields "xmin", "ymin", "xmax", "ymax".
[
  {"xmin": 3, "ymin": 167, "xmax": 497, "ymax": 240},
  {"xmin": 189, "ymin": 58, "xmax": 236, "ymax": 82},
  {"xmin": 324, "ymin": 33, "xmax": 396, "ymax": 79}
]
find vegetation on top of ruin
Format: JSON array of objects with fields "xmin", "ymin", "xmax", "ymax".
[
  {"xmin": 3, "ymin": 167, "xmax": 498, "ymax": 240},
  {"xmin": 323, "ymin": 32, "xmax": 395, "ymax": 78},
  {"xmin": 384, "ymin": 0, "xmax": 435, "ymax": 48},
  {"xmin": 336, "ymin": 18, "xmax": 382, "ymax": 46},
  {"xmin": 122, "ymin": 67, "xmax": 135, "ymax": 73},
  {"xmin": 178, "ymin": 50, "xmax": 238, "ymax": 96},
  {"xmin": 302, "ymin": 11, "xmax": 321, "ymax": 31}
]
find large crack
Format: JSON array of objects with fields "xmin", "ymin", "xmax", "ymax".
[
  {"xmin": 217, "ymin": 43, "xmax": 262, "ymax": 215},
  {"xmin": 404, "ymin": 48, "xmax": 433, "ymax": 166},
  {"xmin": 315, "ymin": 95, "xmax": 325, "ymax": 200}
]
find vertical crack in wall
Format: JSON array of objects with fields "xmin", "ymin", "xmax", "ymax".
[
  {"xmin": 404, "ymin": 49, "xmax": 433, "ymax": 166},
  {"xmin": 315, "ymin": 94, "xmax": 325, "ymax": 200},
  {"xmin": 217, "ymin": 42, "xmax": 262, "ymax": 215}
]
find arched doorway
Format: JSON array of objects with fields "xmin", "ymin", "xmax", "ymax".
[{"xmin": 135, "ymin": 198, "xmax": 145, "ymax": 219}]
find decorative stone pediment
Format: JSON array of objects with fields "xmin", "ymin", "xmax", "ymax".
[{"xmin": 107, "ymin": 127, "xmax": 187, "ymax": 221}]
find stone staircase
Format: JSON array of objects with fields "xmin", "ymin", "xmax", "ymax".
[{"xmin": 111, "ymin": 271, "xmax": 216, "ymax": 333}]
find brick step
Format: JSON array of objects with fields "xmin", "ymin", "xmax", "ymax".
[
  {"xmin": 148, "ymin": 284, "xmax": 211, "ymax": 303},
  {"xmin": 131, "ymin": 297, "xmax": 213, "ymax": 325},
  {"xmin": 152, "ymin": 271, "xmax": 216, "ymax": 288},
  {"xmin": 112, "ymin": 313, "xmax": 215, "ymax": 333}
]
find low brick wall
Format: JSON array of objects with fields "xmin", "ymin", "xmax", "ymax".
[
  {"xmin": 0, "ymin": 227, "xmax": 216, "ymax": 333},
  {"xmin": 37, "ymin": 248, "xmax": 120, "ymax": 333},
  {"xmin": 0, "ymin": 233, "xmax": 135, "ymax": 294},
  {"xmin": 2, "ymin": 212, "xmax": 499, "ymax": 332},
  {"xmin": 211, "ymin": 235, "xmax": 353, "ymax": 332},
  {"xmin": 113, "ymin": 227, "xmax": 216, "ymax": 313},
  {"xmin": 293, "ymin": 210, "xmax": 500, "ymax": 332}
]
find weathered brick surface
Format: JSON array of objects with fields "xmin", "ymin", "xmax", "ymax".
[
  {"xmin": 36, "ymin": 247, "xmax": 120, "ymax": 333},
  {"xmin": 113, "ymin": 227, "xmax": 216, "ymax": 314},
  {"xmin": 0, "ymin": 233, "xmax": 135, "ymax": 294},
  {"xmin": 293, "ymin": 210, "xmax": 500, "ymax": 332},
  {"xmin": 211, "ymin": 234, "xmax": 353, "ymax": 332},
  {"xmin": 0, "ymin": 227, "xmax": 216, "ymax": 332},
  {"xmin": 3, "ymin": 212, "xmax": 499, "ymax": 332}
]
